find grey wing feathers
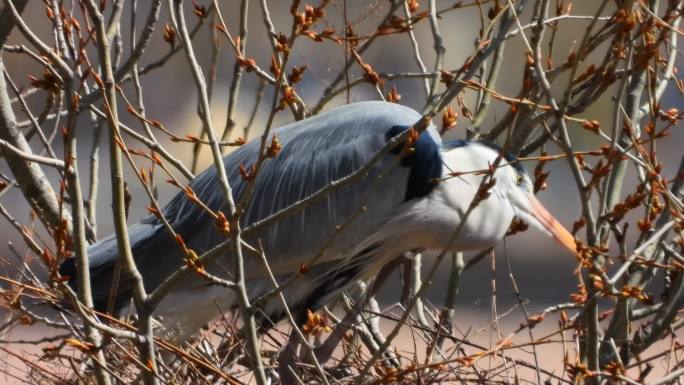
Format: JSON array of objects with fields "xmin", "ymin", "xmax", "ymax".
[
  {"xmin": 59, "ymin": 222, "xmax": 163, "ymax": 310},
  {"xmin": 67, "ymin": 101, "xmax": 439, "ymax": 311}
]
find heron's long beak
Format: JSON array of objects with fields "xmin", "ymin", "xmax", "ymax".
[{"xmin": 528, "ymin": 193, "xmax": 576, "ymax": 252}]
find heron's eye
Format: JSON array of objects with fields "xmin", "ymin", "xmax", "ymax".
[{"xmin": 515, "ymin": 175, "xmax": 524, "ymax": 186}]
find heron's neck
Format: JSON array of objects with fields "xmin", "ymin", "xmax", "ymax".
[{"xmin": 382, "ymin": 186, "xmax": 515, "ymax": 253}]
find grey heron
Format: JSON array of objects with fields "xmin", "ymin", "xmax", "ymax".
[{"xmin": 60, "ymin": 101, "xmax": 575, "ymax": 340}]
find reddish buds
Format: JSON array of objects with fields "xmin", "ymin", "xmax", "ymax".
[
  {"xmin": 581, "ymin": 119, "xmax": 601, "ymax": 133},
  {"xmin": 215, "ymin": 212, "xmax": 230, "ymax": 235},
  {"xmin": 387, "ymin": 86, "xmax": 401, "ymax": 103},
  {"xmin": 441, "ymin": 105, "xmax": 458, "ymax": 132},
  {"xmin": 351, "ymin": 50, "xmax": 383, "ymax": 88},
  {"xmin": 267, "ymin": 135, "xmax": 282, "ymax": 158},
  {"xmin": 163, "ymin": 24, "xmax": 176, "ymax": 47}
]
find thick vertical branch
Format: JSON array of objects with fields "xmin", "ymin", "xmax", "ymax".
[
  {"xmin": 83, "ymin": 1, "xmax": 159, "ymax": 384},
  {"xmin": 603, "ymin": 1, "xmax": 654, "ymax": 226},
  {"xmin": 62, "ymin": 79, "xmax": 113, "ymax": 385},
  {"xmin": 0, "ymin": 69, "xmax": 71, "ymax": 233}
]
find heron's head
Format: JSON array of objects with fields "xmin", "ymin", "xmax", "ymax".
[
  {"xmin": 442, "ymin": 141, "xmax": 576, "ymax": 252},
  {"xmin": 491, "ymin": 148, "xmax": 576, "ymax": 252}
]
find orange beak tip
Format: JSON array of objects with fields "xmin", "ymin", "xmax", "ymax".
[{"xmin": 528, "ymin": 194, "xmax": 576, "ymax": 253}]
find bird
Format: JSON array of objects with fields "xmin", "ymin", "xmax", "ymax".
[{"xmin": 60, "ymin": 101, "xmax": 575, "ymax": 341}]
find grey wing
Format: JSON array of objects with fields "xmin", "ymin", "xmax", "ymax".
[
  {"xmin": 174, "ymin": 101, "xmax": 441, "ymax": 276},
  {"xmin": 59, "ymin": 222, "xmax": 163, "ymax": 310},
  {"xmin": 71, "ymin": 101, "xmax": 440, "ymax": 310}
]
